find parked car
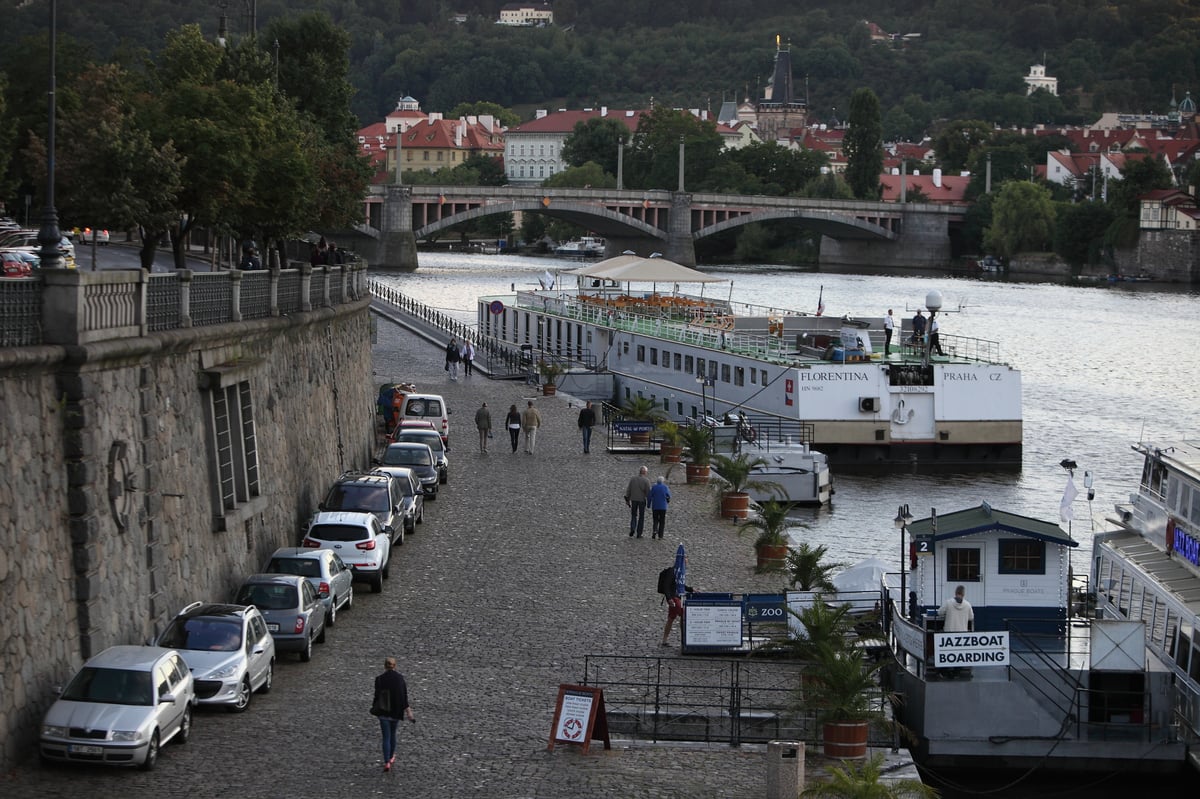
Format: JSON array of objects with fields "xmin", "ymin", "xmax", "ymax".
[
  {"xmin": 319, "ymin": 470, "xmax": 407, "ymax": 545},
  {"xmin": 369, "ymin": 465, "xmax": 424, "ymax": 534},
  {"xmin": 377, "ymin": 442, "xmax": 439, "ymax": 499},
  {"xmin": 393, "ymin": 428, "xmax": 449, "ymax": 484},
  {"xmin": 397, "ymin": 393, "xmax": 450, "ymax": 448},
  {"xmin": 302, "ymin": 511, "xmax": 391, "ymax": 593},
  {"xmin": 0, "ymin": 232, "xmax": 75, "ymax": 265},
  {"xmin": 263, "ymin": 546, "xmax": 354, "ymax": 626},
  {"xmin": 39, "ymin": 645, "xmax": 194, "ymax": 770},
  {"xmin": 387, "ymin": 417, "xmax": 437, "ymax": 443},
  {"xmin": 234, "ymin": 574, "xmax": 326, "ymax": 662},
  {"xmin": 154, "ymin": 602, "xmax": 275, "ymax": 713},
  {"xmin": 2, "ymin": 251, "xmax": 32, "ymax": 277}
]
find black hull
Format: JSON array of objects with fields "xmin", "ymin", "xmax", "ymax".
[{"xmin": 819, "ymin": 441, "xmax": 1022, "ymax": 475}]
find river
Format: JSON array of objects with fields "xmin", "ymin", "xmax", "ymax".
[{"xmin": 371, "ymin": 251, "xmax": 1200, "ymax": 581}]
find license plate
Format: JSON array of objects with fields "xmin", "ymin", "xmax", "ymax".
[
  {"xmin": 69, "ymin": 744, "xmax": 103, "ymax": 755},
  {"xmin": 267, "ymin": 623, "xmax": 279, "ymax": 632}
]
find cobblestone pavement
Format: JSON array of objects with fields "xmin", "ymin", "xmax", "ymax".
[{"xmin": 3, "ymin": 314, "xmax": 847, "ymax": 799}]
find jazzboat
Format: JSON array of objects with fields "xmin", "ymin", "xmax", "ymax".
[
  {"xmin": 475, "ymin": 256, "xmax": 1022, "ymax": 473},
  {"xmin": 885, "ymin": 501, "xmax": 1191, "ymax": 774}
]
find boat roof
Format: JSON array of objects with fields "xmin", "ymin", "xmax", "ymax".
[
  {"xmin": 1135, "ymin": 440, "xmax": 1200, "ymax": 483},
  {"xmin": 1099, "ymin": 530, "xmax": 1200, "ymax": 614},
  {"xmin": 564, "ymin": 255, "xmax": 727, "ymax": 284},
  {"xmin": 906, "ymin": 503, "xmax": 1078, "ymax": 547}
]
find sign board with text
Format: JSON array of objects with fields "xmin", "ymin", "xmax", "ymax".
[
  {"xmin": 548, "ymin": 684, "xmax": 610, "ymax": 754},
  {"xmin": 933, "ymin": 631, "xmax": 1010, "ymax": 668},
  {"xmin": 683, "ymin": 603, "xmax": 744, "ymax": 650}
]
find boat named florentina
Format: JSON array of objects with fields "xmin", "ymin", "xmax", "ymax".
[{"xmin": 476, "ymin": 256, "xmax": 1021, "ymax": 473}]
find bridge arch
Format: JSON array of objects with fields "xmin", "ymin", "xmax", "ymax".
[
  {"xmin": 415, "ymin": 200, "xmax": 667, "ymax": 242},
  {"xmin": 694, "ymin": 208, "xmax": 899, "ymax": 242}
]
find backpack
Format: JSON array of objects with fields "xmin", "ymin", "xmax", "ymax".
[{"xmin": 657, "ymin": 566, "xmax": 676, "ymax": 598}]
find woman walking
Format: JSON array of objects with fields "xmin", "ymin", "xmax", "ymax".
[
  {"xmin": 505, "ymin": 404, "xmax": 522, "ymax": 453},
  {"xmin": 372, "ymin": 656, "xmax": 415, "ymax": 772}
]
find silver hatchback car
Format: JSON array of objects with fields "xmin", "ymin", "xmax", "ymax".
[
  {"xmin": 263, "ymin": 547, "xmax": 354, "ymax": 626},
  {"xmin": 40, "ymin": 645, "xmax": 194, "ymax": 770},
  {"xmin": 155, "ymin": 602, "xmax": 275, "ymax": 712},
  {"xmin": 234, "ymin": 574, "xmax": 327, "ymax": 663}
]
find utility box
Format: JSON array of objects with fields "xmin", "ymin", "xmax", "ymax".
[{"xmin": 765, "ymin": 740, "xmax": 805, "ymax": 799}]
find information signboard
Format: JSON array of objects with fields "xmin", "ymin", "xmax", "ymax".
[
  {"xmin": 683, "ymin": 603, "xmax": 743, "ymax": 648},
  {"xmin": 548, "ymin": 684, "xmax": 610, "ymax": 754}
]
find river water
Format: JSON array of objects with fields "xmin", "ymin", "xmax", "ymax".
[{"xmin": 372, "ymin": 252, "xmax": 1200, "ymax": 580}]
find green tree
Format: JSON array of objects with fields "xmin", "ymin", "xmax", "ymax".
[
  {"xmin": 803, "ymin": 753, "xmax": 938, "ymax": 798},
  {"xmin": 932, "ymin": 120, "xmax": 992, "ymax": 171},
  {"xmin": 984, "ymin": 180, "xmax": 1055, "ymax": 258},
  {"xmin": 624, "ymin": 106, "xmax": 723, "ymax": 191},
  {"xmin": 560, "ymin": 117, "xmax": 630, "ymax": 177},
  {"xmin": 1103, "ymin": 155, "xmax": 1174, "ymax": 248},
  {"xmin": 1053, "ymin": 201, "xmax": 1114, "ymax": 268},
  {"xmin": 543, "ymin": 161, "xmax": 616, "ymax": 188},
  {"xmin": 445, "ymin": 101, "xmax": 521, "ymax": 129},
  {"xmin": 965, "ymin": 145, "xmax": 1033, "ymax": 199},
  {"xmin": 843, "ymin": 88, "xmax": 883, "ymax": 200},
  {"xmin": 727, "ymin": 142, "xmax": 827, "ymax": 196}
]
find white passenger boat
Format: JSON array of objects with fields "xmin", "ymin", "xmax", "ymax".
[
  {"xmin": 710, "ymin": 416, "xmax": 832, "ymax": 506},
  {"xmin": 553, "ymin": 236, "xmax": 606, "ymax": 257},
  {"xmin": 476, "ymin": 255, "xmax": 1022, "ymax": 473}
]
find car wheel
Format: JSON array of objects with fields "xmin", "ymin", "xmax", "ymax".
[
  {"xmin": 405, "ymin": 518, "xmax": 415, "ymax": 535},
  {"xmin": 259, "ymin": 662, "xmax": 274, "ymax": 693},
  {"xmin": 440, "ymin": 472, "xmax": 447, "ymax": 484},
  {"xmin": 300, "ymin": 634, "xmax": 312, "ymax": 662},
  {"xmin": 230, "ymin": 677, "xmax": 252, "ymax": 712},
  {"xmin": 176, "ymin": 706, "xmax": 192, "ymax": 745},
  {"xmin": 139, "ymin": 731, "xmax": 160, "ymax": 771},
  {"xmin": 371, "ymin": 572, "xmax": 383, "ymax": 593},
  {"xmin": 327, "ymin": 598, "xmax": 337, "ymax": 627},
  {"xmin": 394, "ymin": 527, "xmax": 404, "ymax": 547},
  {"xmin": 417, "ymin": 507, "xmax": 424, "ymax": 524},
  {"xmin": 315, "ymin": 618, "xmax": 327, "ymax": 644}
]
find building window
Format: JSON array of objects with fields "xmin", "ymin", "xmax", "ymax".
[
  {"xmin": 423, "ymin": 151, "xmax": 429, "ymax": 161},
  {"xmin": 437, "ymin": 151, "xmax": 443, "ymax": 161},
  {"xmin": 207, "ymin": 380, "xmax": 260, "ymax": 512},
  {"xmin": 946, "ymin": 548, "xmax": 981, "ymax": 582},
  {"xmin": 999, "ymin": 539, "xmax": 1046, "ymax": 574}
]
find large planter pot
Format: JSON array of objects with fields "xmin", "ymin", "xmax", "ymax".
[
  {"xmin": 542, "ymin": 383, "xmax": 557, "ymax": 396},
  {"xmin": 685, "ymin": 463, "xmax": 710, "ymax": 484},
  {"xmin": 720, "ymin": 491, "xmax": 751, "ymax": 519},
  {"xmin": 660, "ymin": 444, "xmax": 683, "ymax": 463},
  {"xmin": 755, "ymin": 543, "xmax": 789, "ymax": 572},
  {"xmin": 630, "ymin": 430, "xmax": 651, "ymax": 446},
  {"xmin": 822, "ymin": 720, "xmax": 869, "ymax": 760}
]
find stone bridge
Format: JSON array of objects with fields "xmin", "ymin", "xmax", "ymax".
[{"xmin": 355, "ymin": 185, "xmax": 967, "ymax": 270}]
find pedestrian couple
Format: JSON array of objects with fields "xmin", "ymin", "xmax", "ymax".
[
  {"xmin": 501, "ymin": 401, "xmax": 541, "ymax": 454},
  {"xmin": 445, "ymin": 337, "xmax": 475, "ymax": 381},
  {"xmin": 624, "ymin": 466, "xmax": 671, "ymax": 538}
]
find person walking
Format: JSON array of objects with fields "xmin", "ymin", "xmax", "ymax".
[
  {"xmin": 577, "ymin": 400, "xmax": 597, "ymax": 453},
  {"xmin": 648, "ymin": 475, "xmax": 671, "ymax": 539},
  {"xmin": 883, "ymin": 309, "xmax": 895, "ymax": 356},
  {"xmin": 660, "ymin": 557, "xmax": 692, "ymax": 647},
  {"xmin": 929, "ymin": 311, "xmax": 946, "ymax": 356},
  {"xmin": 521, "ymin": 400, "xmax": 542, "ymax": 454},
  {"xmin": 371, "ymin": 656, "xmax": 414, "ymax": 772},
  {"xmin": 444, "ymin": 338, "xmax": 461, "ymax": 381},
  {"xmin": 474, "ymin": 402, "xmax": 492, "ymax": 454},
  {"xmin": 505, "ymin": 404, "xmax": 522, "ymax": 453},
  {"xmin": 624, "ymin": 465, "xmax": 652, "ymax": 538},
  {"xmin": 461, "ymin": 340, "xmax": 475, "ymax": 377}
]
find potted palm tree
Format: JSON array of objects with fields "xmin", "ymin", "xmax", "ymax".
[
  {"xmin": 678, "ymin": 423, "xmax": 713, "ymax": 484},
  {"xmin": 786, "ymin": 542, "xmax": 844, "ymax": 592},
  {"xmin": 802, "ymin": 753, "xmax": 937, "ymax": 798},
  {"xmin": 537, "ymin": 360, "xmax": 565, "ymax": 396},
  {"xmin": 657, "ymin": 420, "xmax": 684, "ymax": 463},
  {"xmin": 710, "ymin": 452, "xmax": 778, "ymax": 519},
  {"xmin": 621, "ymin": 395, "xmax": 664, "ymax": 445},
  {"xmin": 803, "ymin": 641, "xmax": 889, "ymax": 760},
  {"xmin": 738, "ymin": 500, "xmax": 792, "ymax": 571}
]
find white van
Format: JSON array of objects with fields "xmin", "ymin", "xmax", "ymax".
[{"xmin": 398, "ymin": 393, "xmax": 450, "ymax": 448}]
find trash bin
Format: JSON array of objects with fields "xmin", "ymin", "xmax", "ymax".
[{"xmin": 765, "ymin": 740, "xmax": 805, "ymax": 799}]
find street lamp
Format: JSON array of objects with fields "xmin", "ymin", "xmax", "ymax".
[
  {"xmin": 894, "ymin": 504, "xmax": 914, "ymax": 621},
  {"xmin": 35, "ymin": 0, "xmax": 63, "ymax": 270},
  {"xmin": 695, "ymin": 374, "xmax": 707, "ymax": 419}
]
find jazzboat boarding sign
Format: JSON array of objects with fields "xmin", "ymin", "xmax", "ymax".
[{"xmin": 932, "ymin": 631, "xmax": 1010, "ymax": 667}]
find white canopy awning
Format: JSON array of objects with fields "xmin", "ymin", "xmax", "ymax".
[{"xmin": 565, "ymin": 255, "xmax": 725, "ymax": 284}]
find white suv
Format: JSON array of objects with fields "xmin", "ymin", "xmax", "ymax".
[{"xmin": 302, "ymin": 511, "xmax": 392, "ymax": 593}]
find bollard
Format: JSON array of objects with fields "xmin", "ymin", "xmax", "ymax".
[{"xmin": 765, "ymin": 740, "xmax": 805, "ymax": 799}]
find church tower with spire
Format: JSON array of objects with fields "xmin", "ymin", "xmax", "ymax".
[{"xmin": 756, "ymin": 36, "xmax": 807, "ymax": 143}]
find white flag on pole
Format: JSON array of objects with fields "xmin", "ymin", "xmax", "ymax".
[{"xmin": 1059, "ymin": 475, "xmax": 1078, "ymax": 522}]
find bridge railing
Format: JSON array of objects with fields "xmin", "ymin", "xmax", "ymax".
[{"xmin": 0, "ymin": 264, "xmax": 366, "ymax": 348}]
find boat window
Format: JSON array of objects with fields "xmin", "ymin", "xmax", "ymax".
[
  {"xmin": 1128, "ymin": 582, "xmax": 1145, "ymax": 621},
  {"xmin": 650, "ymin": 347, "xmax": 658, "ymax": 366},
  {"xmin": 673, "ymin": 353, "xmax": 681, "ymax": 371},
  {"xmin": 1166, "ymin": 611, "xmax": 1179, "ymax": 658},
  {"xmin": 721, "ymin": 364, "xmax": 731, "ymax": 383},
  {"xmin": 1176, "ymin": 623, "xmax": 1192, "ymax": 671},
  {"xmin": 734, "ymin": 367, "xmax": 745, "ymax": 387},
  {"xmin": 637, "ymin": 345, "xmax": 645, "ymax": 362},
  {"xmin": 946, "ymin": 548, "xmax": 981, "ymax": 582},
  {"xmin": 998, "ymin": 539, "xmax": 1045, "ymax": 574},
  {"xmin": 696, "ymin": 358, "xmax": 705, "ymax": 378},
  {"xmin": 750, "ymin": 369, "xmax": 757, "ymax": 385},
  {"xmin": 1190, "ymin": 641, "xmax": 1200, "ymax": 683},
  {"xmin": 760, "ymin": 369, "xmax": 768, "ymax": 386},
  {"xmin": 1190, "ymin": 485, "xmax": 1200, "ymax": 526},
  {"xmin": 685, "ymin": 355, "xmax": 694, "ymax": 373},
  {"xmin": 661, "ymin": 349, "xmax": 669, "ymax": 367}
]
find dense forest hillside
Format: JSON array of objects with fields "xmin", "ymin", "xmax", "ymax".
[{"xmin": 3, "ymin": 0, "xmax": 1198, "ymax": 131}]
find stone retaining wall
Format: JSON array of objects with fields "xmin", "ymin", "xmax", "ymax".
[{"xmin": 0, "ymin": 300, "xmax": 374, "ymax": 768}]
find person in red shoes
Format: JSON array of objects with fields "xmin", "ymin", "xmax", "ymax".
[{"xmin": 372, "ymin": 657, "xmax": 415, "ymax": 771}]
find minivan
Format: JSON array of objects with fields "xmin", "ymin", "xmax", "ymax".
[{"xmin": 398, "ymin": 393, "xmax": 450, "ymax": 448}]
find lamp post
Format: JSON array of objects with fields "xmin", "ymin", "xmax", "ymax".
[
  {"xmin": 35, "ymin": 0, "xmax": 63, "ymax": 270},
  {"xmin": 894, "ymin": 504, "xmax": 914, "ymax": 621},
  {"xmin": 695, "ymin": 374, "xmax": 706, "ymax": 419}
]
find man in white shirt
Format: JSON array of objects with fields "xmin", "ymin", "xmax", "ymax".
[
  {"xmin": 883, "ymin": 309, "xmax": 895, "ymax": 356},
  {"xmin": 937, "ymin": 584, "xmax": 974, "ymax": 632}
]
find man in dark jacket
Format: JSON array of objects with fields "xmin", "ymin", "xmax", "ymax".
[
  {"xmin": 577, "ymin": 401, "xmax": 597, "ymax": 453},
  {"xmin": 373, "ymin": 657, "xmax": 415, "ymax": 771}
]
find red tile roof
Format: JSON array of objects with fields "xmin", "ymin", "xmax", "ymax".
[{"xmin": 879, "ymin": 173, "xmax": 970, "ymax": 203}]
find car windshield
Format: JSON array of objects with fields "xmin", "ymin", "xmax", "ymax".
[
  {"xmin": 267, "ymin": 557, "xmax": 321, "ymax": 578},
  {"xmin": 159, "ymin": 618, "xmax": 243, "ymax": 652},
  {"xmin": 62, "ymin": 667, "xmax": 154, "ymax": 706},
  {"xmin": 397, "ymin": 432, "xmax": 443, "ymax": 453},
  {"xmin": 309, "ymin": 523, "xmax": 371, "ymax": 543},
  {"xmin": 324, "ymin": 484, "xmax": 389, "ymax": 512},
  {"xmin": 236, "ymin": 583, "xmax": 299, "ymax": 611},
  {"xmin": 382, "ymin": 447, "xmax": 431, "ymax": 467}
]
